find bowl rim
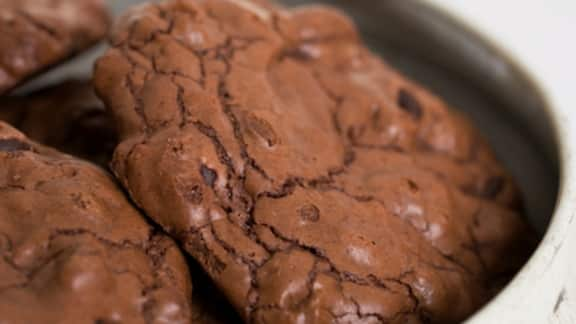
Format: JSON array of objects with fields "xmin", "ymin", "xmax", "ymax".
[{"xmin": 417, "ymin": 0, "xmax": 575, "ymax": 322}]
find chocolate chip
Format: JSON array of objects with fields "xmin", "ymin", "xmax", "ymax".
[
  {"xmin": 407, "ymin": 180, "xmax": 419, "ymax": 193},
  {"xmin": 483, "ymin": 176, "xmax": 505, "ymax": 198},
  {"xmin": 0, "ymin": 138, "xmax": 32, "ymax": 152},
  {"xmin": 200, "ymin": 165, "xmax": 217, "ymax": 187},
  {"xmin": 397, "ymin": 88, "xmax": 423, "ymax": 120},
  {"xmin": 299, "ymin": 204, "xmax": 320, "ymax": 222}
]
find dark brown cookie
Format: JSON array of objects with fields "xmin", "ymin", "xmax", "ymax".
[
  {"xmin": 94, "ymin": 1, "xmax": 533, "ymax": 323},
  {"xmin": 0, "ymin": 0, "xmax": 110, "ymax": 94},
  {"xmin": 0, "ymin": 81, "xmax": 117, "ymax": 167},
  {"xmin": 0, "ymin": 122, "xmax": 193, "ymax": 324}
]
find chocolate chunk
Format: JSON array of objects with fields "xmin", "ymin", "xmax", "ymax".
[
  {"xmin": 398, "ymin": 88, "xmax": 423, "ymax": 120},
  {"xmin": 0, "ymin": 138, "xmax": 31, "ymax": 152},
  {"xmin": 0, "ymin": 0, "xmax": 110, "ymax": 94},
  {"xmin": 201, "ymin": 165, "xmax": 218, "ymax": 187},
  {"xmin": 0, "ymin": 81, "xmax": 117, "ymax": 167},
  {"xmin": 94, "ymin": 1, "xmax": 533, "ymax": 323}
]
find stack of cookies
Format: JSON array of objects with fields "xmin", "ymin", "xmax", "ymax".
[{"xmin": 0, "ymin": 1, "xmax": 534, "ymax": 323}]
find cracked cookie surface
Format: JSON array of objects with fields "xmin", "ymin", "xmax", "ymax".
[
  {"xmin": 0, "ymin": 0, "xmax": 110, "ymax": 94},
  {"xmin": 0, "ymin": 122, "xmax": 195, "ymax": 324},
  {"xmin": 94, "ymin": 0, "xmax": 534, "ymax": 323},
  {"xmin": 0, "ymin": 81, "xmax": 117, "ymax": 167}
]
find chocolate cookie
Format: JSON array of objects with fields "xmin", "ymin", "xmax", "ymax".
[
  {"xmin": 0, "ymin": 81, "xmax": 117, "ymax": 167},
  {"xmin": 0, "ymin": 122, "xmax": 194, "ymax": 323},
  {"xmin": 0, "ymin": 0, "xmax": 110, "ymax": 94},
  {"xmin": 94, "ymin": 1, "xmax": 533, "ymax": 323}
]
